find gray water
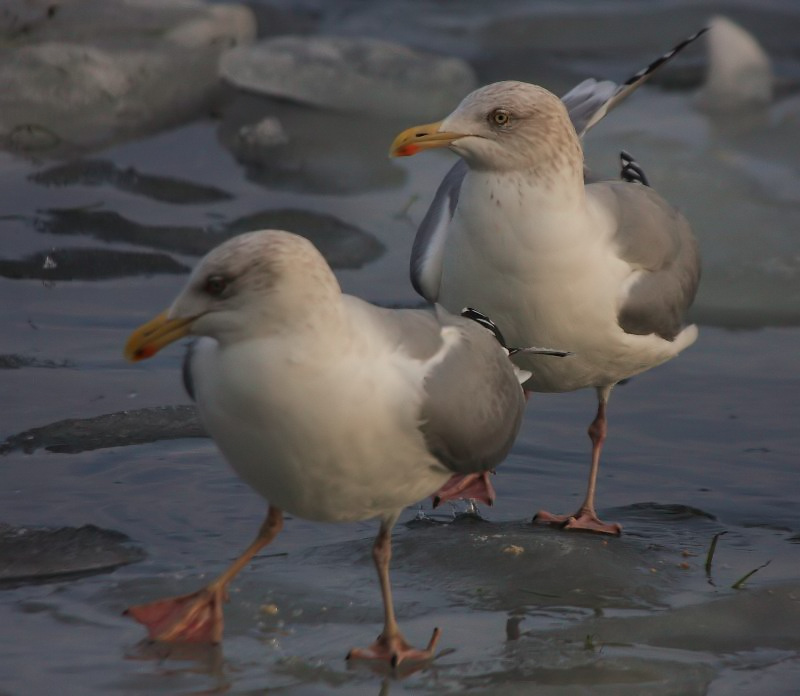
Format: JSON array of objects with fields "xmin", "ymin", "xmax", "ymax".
[{"xmin": 1, "ymin": 1, "xmax": 799, "ymax": 694}]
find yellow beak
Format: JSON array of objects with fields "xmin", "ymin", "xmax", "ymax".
[
  {"xmin": 124, "ymin": 311, "xmax": 195, "ymax": 362},
  {"xmin": 389, "ymin": 120, "xmax": 467, "ymax": 157}
]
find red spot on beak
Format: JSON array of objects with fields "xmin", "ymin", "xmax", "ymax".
[
  {"xmin": 395, "ymin": 144, "xmax": 420, "ymax": 157},
  {"xmin": 136, "ymin": 345, "xmax": 157, "ymax": 360}
]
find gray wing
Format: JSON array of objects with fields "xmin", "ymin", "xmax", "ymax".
[
  {"xmin": 182, "ymin": 337, "xmax": 218, "ymax": 402},
  {"xmin": 561, "ymin": 27, "xmax": 709, "ymax": 137},
  {"xmin": 182, "ymin": 340, "xmax": 198, "ymax": 401},
  {"xmin": 410, "ymin": 158, "xmax": 467, "ymax": 303},
  {"xmin": 346, "ymin": 298, "xmax": 525, "ymax": 474},
  {"xmin": 562, "ymin": 78, "xmax": 619, "ymax": 137},
  {"xmin": 420, "ymin": 308, "xmax": 525, "ymax": 475},
  {"xmin": 590, "ymin": 182, "xmax": 700, "ymax": 340},
  {"xmin": 410, "ymin": 29, "xmax": 707, "ymax": 304}
]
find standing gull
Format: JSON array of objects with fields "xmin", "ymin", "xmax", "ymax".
[
  {"xmin": 123, "ymin": 230, "xmax": 531, "ymax": 665},
  {"xmin": 389, "ymin": 32, "xmax": 704, "ymax": 535}
]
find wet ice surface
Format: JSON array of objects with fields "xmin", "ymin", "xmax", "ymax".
[
  {"xmin": 1, "ymin": 1, "xmax": 799, "ymax": 693},
  {"xmin": 0, "ymin": 524, "xmax": 145, "ymax": 586}
]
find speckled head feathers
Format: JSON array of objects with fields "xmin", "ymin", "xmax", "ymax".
[
  {"xmin": 442, "ymin": 80, "xmax": 584, "ymax": 176},
  {"xmin": 169, "ymin": 230, "xmax": 343, "ymax": 343}
]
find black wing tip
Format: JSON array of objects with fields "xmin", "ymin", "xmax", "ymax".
[
  {"xmin": 461, "ymin": 307, "xmax": 509, "ymax": 350},
  {"xmin": 512, "ymin": 347, "xmax": 573, "ymax": 358},
  {"xmin": 619, "ymin": 150, "xmax": 651, "ymax": 187},
  {"xmin": 621, "ymin": 26, "xmax": 710, "ymax": 88}
]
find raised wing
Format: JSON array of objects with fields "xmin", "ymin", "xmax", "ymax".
[
  {"xmin": 410, "ymin": 28, "xmax": 707, "ymax": 304},
  {"xmin": 563, "ymin": 27, "xmax": 709, "ymax": 137}
]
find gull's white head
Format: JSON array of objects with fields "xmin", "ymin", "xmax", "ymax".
[
  {"xmin": 125, "ymin": 230, "xmax": 342, "ymax": 361},
  {"xmin": 391, "ymin": 81, "xmax": 583, "ymax": 175}
]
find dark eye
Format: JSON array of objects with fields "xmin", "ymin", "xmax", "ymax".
[
  {"xmin": 203, "ymin": 274, "xmax": 228, "ymax": 297},
  {"xmin": 490, "ymin": 109, "xmax": 511, "ymax": 127}
]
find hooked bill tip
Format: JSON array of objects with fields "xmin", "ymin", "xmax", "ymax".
[
  {"xmin": 129, "ymin": 344, "xmax": 157, "ymax": 362},
  {"xmin": 395, "ymin": 144, "xmax": 420, "ymax": 157}
]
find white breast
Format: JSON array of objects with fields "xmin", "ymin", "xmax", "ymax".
[
  {"xmin": 438, "ymin": 171, "xmax": 686, "ymax": 391},
  {"xmin": 190, "ymin": 337, "xmax": 451, "ymax": 523}
]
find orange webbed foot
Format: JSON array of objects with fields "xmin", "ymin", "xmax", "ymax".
[
  {"xmin": 346, "ymin": 627, "xmax": 441, "ymax": 668},
  {"xmin": 124, "ymin": 584, "xmax": 227, "ymax": 644},
  {"xmin": 433, "ymin": 472, "xmax": 495, "ymax": 508},
  {"xmin": 533, "ymin": 508, "xmax": 622, "ymax": 536}
]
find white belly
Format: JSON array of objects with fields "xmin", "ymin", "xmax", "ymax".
[
  {"xmin": 438, "ymin": 186, "xmax": 684, "ymax": 392},
  {"xmin": 192, "ymin": 339, "xmax": 451, "ymax": 522}
]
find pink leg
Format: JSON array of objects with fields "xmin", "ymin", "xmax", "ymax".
[
  {"xmin": 432, "ymin": 471, "xmax": 495, "ymax": 508},
  {"xmin": 125, "ymin": 507, "xmax": 284, "ymax": 643},
  {"xmin": 347, "ymin": 518, "xmax": 441, "ymax": 667},
  {"xmin": 534, "ymin": 386, "xmax": 622, "ymax": 535}
]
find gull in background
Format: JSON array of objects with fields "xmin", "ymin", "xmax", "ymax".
[
  {"xmin": 123, "ymin": 229, "xmax": 540, "ymax": 665},
  {"xmin": 390, "ymin": 30, "xmax": 705, "ymax": 534}
]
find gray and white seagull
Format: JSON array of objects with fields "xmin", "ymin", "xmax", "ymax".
[
  {"xmin": 122, "ymin": 229, "xmax": 547, "ymax": 665},
  {"xmin": 390, "ymin": 30, "xmax": 705, "ymax": 534}
]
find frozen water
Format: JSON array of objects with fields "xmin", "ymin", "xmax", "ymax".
[
  {"xmin": 0, "ymin": 524, "xmax": 145, "ymax": 586},
  {"xmin": 0, "ymin": 405, "xmax": 204, "ymax": 455},
  {"xmin": 0, "ymin": 0, "xmax": 255, "ymax": 155},
  {"xmin": 0, "ymin": 1, "xmax": 799, "ymax": 694},
  {"xmin": 220, "ymin": 35, "xmax": 477, "ymax": 119}
]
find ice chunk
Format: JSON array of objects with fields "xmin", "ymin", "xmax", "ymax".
[
  {"xmin": 0, "ymin": 0, "xmax": 256, "ymax": 155},
  {"xmin": 0, "ymin": 524, "xmax": 145, "ymax": 586},
  {"xmin": 0, "ymin": 405, "xmax": 205, "ymax": 455},
  {"xmin": 165, "ymin": 4, "xmax": 256, "ymax": 50},
  {"xmin": 220, "ymin": 35, "xmax": 477, "ymax": 120},
  {"xmin": 698, "ymin": 16, "xmax": 773, "ymax": 111}
]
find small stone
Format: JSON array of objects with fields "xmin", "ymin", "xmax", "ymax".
[{"xmin": 502, "ymin": 544, "xmax": 524, "ymax": 556}]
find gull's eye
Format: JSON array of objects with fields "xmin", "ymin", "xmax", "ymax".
[
  {"xmin": 203, "ymin": 274, "xmax": 228, "ymax": 297},
  {"xmin": 489, "ymin": 109, "xmax": 511, "ymax": 127}
]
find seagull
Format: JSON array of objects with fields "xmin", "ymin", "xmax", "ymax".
[
  {"xmin": 389, "ymin": 31, "xmax": 705, "ymax": 535},
  {"xmin": 123, "ymin": 229, "xmax": 534, "ymax": 665}
]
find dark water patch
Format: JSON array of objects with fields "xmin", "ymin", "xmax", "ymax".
[
  {"xmin": 226, "ymin": 209, "xmax": 385, "ymax": 270},
  {"xmin": 30, "ymin": 160, "xmax": 233, "ymax": 204},
  {"xmin": 0, "ymin": 405, "xmax": 205, "ymax": 455},
  {"xmin": 0, "ymin": 354, "xmax": 74, "ymax": 370},
  {"xmin": 740, "ymin": 521, "xmax": 794, "ymax": 533},
  {"xmin": 33, "ymin": 206, "xmax": 384, "ymax": 268},
  {"xmin": 0, "ymin": 523, "xmax": 144, "ymax": 587},
  {"xmin": 612, "ymin": 503, "xmax": 717, "ymax": 523},
  {"xmin": 218, "ymin": 91, "xmax": 406, "ymax": 195},
  {"xmin": 0, "ymin": 247, "xmax": 189, "ymax": 280}
]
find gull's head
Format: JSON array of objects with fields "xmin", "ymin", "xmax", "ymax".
[
  {"xmin": 125, "ymin": 230, "xmax": 341, "ymax": 361},
  {"xmin": 390, "ymin": 81, "xmax": 582, "ymax": 173}
]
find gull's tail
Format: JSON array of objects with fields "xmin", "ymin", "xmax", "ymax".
[
  {"xmin": 563, "ymin": 27, "xmax": 709, "ymax": 137},
  {"xmin": 620, "ymin": 150, "xmax": 650, "ymax": 187}
]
